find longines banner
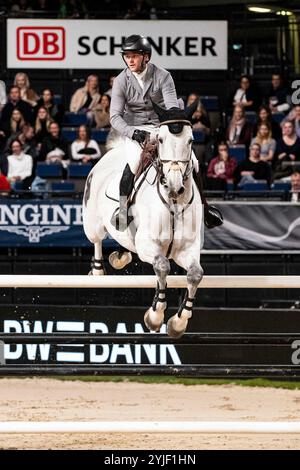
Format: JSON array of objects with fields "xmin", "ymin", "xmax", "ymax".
[
  {"xmin": 0, "ymin": 199, "xmax": 299, "ymax": 249},
  {"xmin": 7, "ymin": 19, "xmax": 228, "ymax": 70}
]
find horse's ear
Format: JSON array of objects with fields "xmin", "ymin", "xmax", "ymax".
[
  {"xmin": 151, "ymin": 100, "xmax": 168, "ymax": 122},
  {"xmin": 185, "ymin": 99, "xmax": 198, "ymax": 122}
]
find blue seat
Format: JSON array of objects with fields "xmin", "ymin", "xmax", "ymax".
[
  {"xmin": 36, "ymin": 162, "xmax": 63, "ymax": 178},
  {"xmin": 226, "ymin": 182, "xmax": 234, "ymax": 191},
  {"xmin": 62, "ymin": 127, "xmax": 77, "ymax": 142},
  {"xmin": 68, "ymin": 163, "xmax": 92, "ymax": 178},
  {"xmin": 193, "ymin": 130, "xmax": 205, "ymax": 143},
  {"xmin": 272, "ymin": 112, "xmax": 285, "ymax": 123},
  {"xmin": 228, "ymin": 145, "xmax": 246, "ymax": 162},
  {"xmin": 199, "ymin": 96, "xmax": 219, "ymax": 111},
  {"xmin": 242, "ymin": 182, "xmax": 268, "ymax": 191},
  {"xmin": 273, "ymin": 182, "xmax": 291, "ymax": 191},
  {"xmin": 13, "ymin": 181, "xmax": 23, "ymax": 190},
  {"xmin": 64, "ymin": 112, "xmax": 88, "ymax": 126},
  {"xmin": 91, "ymin": 129, "xmax": 109, "ymax": 143},
  {"xmin": 51, "ymin": 182, "xmax": 75, "ymax": 191},
  {"xmin": 53, "ymin": 94, "xmax": 62, "ymax": 104},
  {"xmin": 245, "ymin": 111, "xmax": 257, "ymax": 123}
]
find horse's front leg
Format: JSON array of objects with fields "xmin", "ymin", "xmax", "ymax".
[
  {"xmin": 144, "ymin": 254, "xmax": 170, "ymax": 332},
  {"xmin": 167, "ymin": 259, "xmax": 203, "ymax": 338}
]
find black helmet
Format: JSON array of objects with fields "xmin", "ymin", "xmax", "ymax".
[{"xmin": 120, "ymin": 35, "xmax": 152, "ymax": 59}]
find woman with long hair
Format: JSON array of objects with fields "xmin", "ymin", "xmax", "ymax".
[
  {"xmin": 36, "ymin": 88, "xmax": 64, "ymax": 125},
  {"xmin": 253, "ymin": 105, "xmax": 282, "ymax": 140},
  {"xmin": 71, "ymin": 124, "xmax": 101, "ymax": 162},
  {"xmin": 251, "ymin": 122, "xmax": 276, "ymax": 162},
  {"xmin": 34, "ymin": 106, "xmax": 53, "ymax": 143},
  {"xmin": 226, "ymin": 104, "xmax": 252, "ymax": 148},
  {"xmin": 95, "ymin": 94, "xmax": 111, "ymax": 129},
  {"xmin": 13, "ymin": 72, "xmax": 38, "ymax": 107}
]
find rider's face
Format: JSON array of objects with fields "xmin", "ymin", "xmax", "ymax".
[{"xmin": 123, "ymin": 52, "xmax": 146, "ymax": 73}]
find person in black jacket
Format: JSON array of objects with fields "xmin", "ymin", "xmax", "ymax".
[
  {"xmin": 234, "ymin": 142, "xmax": 271, "ymax": 188},
  {"xmin": 39, "ymin": 122, "xmax": 69, "ymax": 162},
  {"xmin": 264, "ymin": 73, "xmax": 290, "ymax": 114},
  {"xmin": 0, "ymin": 86, "xmax": 33, "ymax": 129},
  {"xmin": 35, "ymin": 88, "xmax": 64, "ymax": 125},
  {"xmin": 232, "ymin": 75, "xmax": 261, "ymax": 112}
]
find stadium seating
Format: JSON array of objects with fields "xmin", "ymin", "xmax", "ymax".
[
  {"xmin": 273, "ymin": 182, "xmax": 291, "ymax": 191},
  {"xmin": 242, "ymin": 181, "xmax": 269, "ymax": 191},
  {"xmin": 68, "ymin": 163, "xmax": 93, "ymax": 178},
  {"xmin": 193, "ymin": 130, "xmax": 205, "ymax": 143},
  {"xmin": 64, "ymin": 112, "xmax": 88, "ymax": 126},
  {"xmin": 199, "ymin": 96, "xmax": 219, "ymax": 111},
  {"xmin": 228, "ymin": 144, "xmax": 246, "ymax": 162},
  {"xmin": 36, "ymin": 162, "xmax": 63, "ymax": 178},
  {"xmin": 51, "ymin": 182, "xmax": 75, "ymax": 192}
]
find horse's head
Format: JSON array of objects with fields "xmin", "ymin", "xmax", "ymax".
[{"xmin": 152, "ymin": 102, "xmax": 196, "ymax": 200}]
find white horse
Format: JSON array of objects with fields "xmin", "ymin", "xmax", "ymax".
[{"xmin": 83, "ymin": 105, "xmax": 204, "ymax": 338}]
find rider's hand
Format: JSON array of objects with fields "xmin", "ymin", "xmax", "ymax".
[{"xmin": 132, "ymin": 129, "xmax": 149, "ymax": 144}]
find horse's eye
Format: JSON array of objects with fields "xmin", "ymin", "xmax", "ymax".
[{"xmin": 159, "ymin": 138, "xmax": 163, "ymax": 144}]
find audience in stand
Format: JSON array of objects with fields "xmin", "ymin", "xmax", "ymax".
[
  {"xmin": 206, "ymin": 142, "xmax": 237, "ymax": 190},
  {"xmin": 232, "ymin": 75, "xmax": 261, "ymax": 111},
  {"xmin": 226, "ymin": 104, "xmax": 252, "ymax": 148},
  {"xmin": 264, "ymin": 73, "xmax": 290, "ymax": 114},
  {"xmin": 251, "ymin": 122, "xmax": 276, "ymax": 163},
  {"xmin": 70, "ymin": 75, "xmax": 101, "ymax": 124},
  {"xmin": 0, "ymin": 80, "xmax": 6, "ymax": 111},
  {"xmin": 13, "ymin": 72, "xmax": 38, "ymax": 108},
  {"xmin": 104, "ymin": 76, "xmax": 116, "ymax": 98},
  {"xmin": 234, "ymin": 143, "xmax": 271, "ymax": 188},
  {"xmin": 290, "ymin": 170, "xmax": 300, "ymax": 202},
  {"xmin": 5, "ymin": 139, "xmax": 33, "ymax": 190},
  {"xmin": 95, "ymin": 94, "xmax": 111, "ymax": 129},
  {"xmin": 39, "ymin": 122, "xmax": 69, "ymax": 163},
  {"xmin": 36, "ymin": 89, "xmax": 64, "ymax": 125},
  {"xmin": 34, "ymin": 106, "xmax": 53, "ymax": 144},
  {"xmin": 283, "ymin": 105, "xmax": 300, "ymax": 138},
  {"xmin": 253, "ymin": 105, "xmax": 282, "ymax": 140},
  {"xmin": 71, "ymin": 125, "xmax": 101, "ymax": 162},
  {"xmin": 273, "ymin": 121, "xmax": 300, "ymax": 181},
  {"xmin": 0, "ymin": 86, "xmax": 33, "ymax": 131}
]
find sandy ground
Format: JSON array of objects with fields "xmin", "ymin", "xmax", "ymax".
[{"xmin": 0, "ymin": 378, "xmax": 300, "ymax": 450}]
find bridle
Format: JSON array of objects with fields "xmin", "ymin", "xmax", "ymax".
[{"xmin": 155, "ymin": 119, "xmax": 194, "ymax": 189}]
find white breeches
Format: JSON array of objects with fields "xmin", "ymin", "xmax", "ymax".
[{"xmin": 125, "ymin": 124, "xmax": 199, "ymax": 174}]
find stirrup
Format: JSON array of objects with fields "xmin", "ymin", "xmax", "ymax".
[
  {"xmin": 204, "ymin": 205, "xmax": 223, "ymax": 229},
  {"xmin": 110, "ymin": 207, "xmax": 134, "ymax": 232}
]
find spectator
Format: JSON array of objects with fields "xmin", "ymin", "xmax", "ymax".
[
  {"xmin": 39, "ymin": 122, "xmax": 69, "ymax": 163},
  {"xmin": 284, "ymin": 105, "xmax": 300, "ymax": 138},
  {"xmin": 235, "ymin": 142, "xmax": 271, "ymax": 188},
  {"xmin": 206, "ymin": 142, "xmax": 237, "ymax": 190},
  {"xmin": 70, "ymin": 75, "xmax": 101, "ymax": 124},
  {"xmin": 253, "ymin": 105, "xmax": 282, "ymax": 140},
  {"xmin": 104, "ymin": 75, "xmax": 117, "ymax": 97},
  {"xmin": 95, "ymin": 94, "xmax": 111, "ymax": 129},
  {"xmin": 35, "ymin": 106, "xmax": 53, "ymax": 144},
  {"xmin": 9, "ymin": 108, "xmax": 27, "ymax": 138},
  {"xmin": 14, "ymin": 72, "xmax": 38, "ymax": 107},
  {"xmin": 36, "ymin": 88, "xmax": 64, "ymax": 125},
  {"xmin": 0, "ymin": 80, "xmax": 6, "ymax": 111},
  {"xmin": 232, "ymin": 75, "xmax": 260, "ymax": 111},
  {"xmin": 71, "ymin": 125, "xmax": 101, "ymax": 162},
  {"xmin": 273, "ymin": 121, "xmax": 300, "ymax": 181},
  {"xmin": 186, "ymin": 92, "xmax": 200, "ymax": 108},
  {"xmin": 265, "ymin": 73, "xmax": 290, "ymax": 114},
  {"xmin": 6, "ymin": 139, "xmax": 33, "ymax": 190},
  {"xmin": 0, "ymin": 86, "xmax": 33, "ymax": 129},
  {"xmin": 190, "ymin": 101, "xmax": 211, "ymax": 137},
  {"xmin": 19, "ymin": 125, "xmax": 38, "ymax": 161},
  {"xmin": 251, "ymin": 123, "xmax": 276, "ymax": 162},
  {"xmin": 124, "ymin": 0, "xmax": 152, "ymax": 19},
  {"xmin": 226, "ymin": 104, "xmax": 252, "ymax": 148},
  {"xmin": 290, "ymin": 170, "xmax": 300, "ymax": 202}
]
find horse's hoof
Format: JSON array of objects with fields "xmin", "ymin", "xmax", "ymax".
[
  {"xmin": 109, "ymin": 251, "xmax": 132, "ymax": 270},
  {"xmin": 88, "ymin": 270, "xmax": 93, "ymax": 276},
  {"xmin": 167, "ymin": 314, "xmax": 188, "ymax": 339},
  {"xmin": 144, "ymin": 307, "xmax": 164, "ymax": 332},
  {"xmin": 88, "ymin": 269, "xmax": 105, "ymax": 276}
]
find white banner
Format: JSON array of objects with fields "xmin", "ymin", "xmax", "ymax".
[{"xmin": 7, "ymin": 19, "xmax": 227, "ymax": 70}]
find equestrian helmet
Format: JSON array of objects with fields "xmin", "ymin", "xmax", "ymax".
[{"xmin": 120, "ymin": 35, "xmax": 152, "ymax": 59}]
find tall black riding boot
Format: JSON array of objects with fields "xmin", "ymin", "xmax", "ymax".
[
  {"xmin": 111, "ymin": 164, "xmax": 135, "ymax": 231},
  {"xmin": 193, "ymin": 170, "xmax": 223, "ymax": 229}
]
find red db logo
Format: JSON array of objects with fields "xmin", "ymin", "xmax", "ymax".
[{"xmin": 17, "ymin": 27, "xmax": 65, "ymax": 61}]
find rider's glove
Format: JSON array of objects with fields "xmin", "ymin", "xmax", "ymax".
[{"xmin": 132, "ymin": 129, "xmax": 149, "ymax": 144}]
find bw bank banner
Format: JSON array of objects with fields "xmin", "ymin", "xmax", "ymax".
[
  {"xmin": 0, "ymin": 199, "xmax": 299, "ymax": 250},
  {"xmin": 7, "ymin": 19, "xmax": 228, "ymax": 70}
]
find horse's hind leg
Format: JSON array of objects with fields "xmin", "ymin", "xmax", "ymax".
[
  {"xmin": 89, "ymin": 241, "xmax": 105, "ymax": 276},
  {"xmin": 144, "ymin": 254, "xmax": 170, "ymax": 332},
  {"xmin": 167, "ymin": 257, "xmax": 203, "ymax": 338}
]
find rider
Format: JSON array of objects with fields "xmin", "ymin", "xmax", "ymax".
[{"xmin": 110, "ymin": 34, "xmax": 223, "ymax": 231}]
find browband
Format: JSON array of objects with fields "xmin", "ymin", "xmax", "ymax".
[{"xmin": 159, "ymin": 119, "xmax": 192, "ymax": 128}]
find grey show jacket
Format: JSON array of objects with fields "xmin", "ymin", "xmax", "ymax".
[{"xmin": 110, "ymin": 63, "xmax": 179, "ymax": 139}]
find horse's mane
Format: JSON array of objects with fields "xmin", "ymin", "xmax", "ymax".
[{"xmin": 135, "ymin": 140, "xmax": 158, "ymax": 180}]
